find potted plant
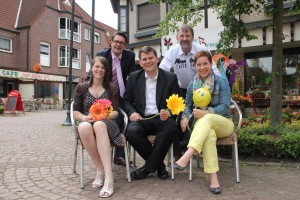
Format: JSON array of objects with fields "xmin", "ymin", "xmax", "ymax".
[
  {"xmin": 246, "ymin": 89, "xmax": 254, "ymax": 99},
  {"xmin": 263, "ymin": 90, "xmax": 271, "ymax": 99},
  {"xmin": 0, "ymin": 105, "xmax": 4, "ymax": 114}
]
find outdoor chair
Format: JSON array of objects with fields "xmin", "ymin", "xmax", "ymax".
[
  {"xmin": 185, "ymin": 99, "xmax": 242, "ymax": 182},
  {"xmin": 70, "ymin": 101, "xmax": 131, "ymax": 189}
]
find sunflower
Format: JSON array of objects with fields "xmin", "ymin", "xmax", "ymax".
[
  {"xmin": 166, "ymin": 94, "xmax": 185, "ymax": 115},
  {"xmin": 89, "ymin": 99, "xmax": 113, "ymax": 121}
]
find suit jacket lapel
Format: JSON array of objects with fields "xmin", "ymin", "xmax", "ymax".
[
  {"xmin": 138, "ymin": 71, "xmax": 146, "ymax": 112},
  {"xmin": 156, "ymin": 70, "xmax": 164, "ymax": 108}
]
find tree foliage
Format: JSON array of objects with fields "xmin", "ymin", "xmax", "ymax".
[
  {"xmin": 210, "ymin": 0, "xmax": 266, "ymax": 54},
  {"xmin": 152, "ymin": 0, "xmax": 300, "ymax": 125},
  {"xmin": 149, "ymin": 0, "xmax": 204, "ymax": 37}
]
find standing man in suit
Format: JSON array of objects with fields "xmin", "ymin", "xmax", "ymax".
[
  {"xmin": 123, "ymin": 46, "xmax": 180, "ymax": 180},
  {"xmin": 86, "ymin": 31, "xmax": 137, "ymax": 166}
]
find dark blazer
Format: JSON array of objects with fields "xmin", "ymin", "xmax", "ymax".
[
  {"xmin": 123, "ymin": 68, "xmax": 180, "ymax": 118},
  {"xmin": 85, "ymin": 48, "xmax": 136, "ymax": 84}
]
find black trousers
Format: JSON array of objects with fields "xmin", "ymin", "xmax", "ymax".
[{"xmin": 126, "ymin": 117, "xmax": 176, "ymax": 172}]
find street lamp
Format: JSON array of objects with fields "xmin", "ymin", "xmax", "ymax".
[
  {"xmin": 63, "ymin": 0, "xmax": 75, "ymax": 126},
  {"xmin": 33, "ymin": 63, "xmax": 41, "ymax": 98}
]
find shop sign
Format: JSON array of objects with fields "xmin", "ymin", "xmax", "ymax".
[{"xmin": 0, "ymin": 69, "xmax": 66, "ymax": 82}]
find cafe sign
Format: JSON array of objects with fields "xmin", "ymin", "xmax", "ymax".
[{"xmin": 0, "ymin": 69, "xmax": 66, "ymax": 82}]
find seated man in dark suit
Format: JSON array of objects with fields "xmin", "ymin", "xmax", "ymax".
[{"xmin": 123, "ymin": 46, "xmax": 180, "ymax": 180}]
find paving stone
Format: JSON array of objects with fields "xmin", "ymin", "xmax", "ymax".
[{"xmin": 0, "ymin": 109, "xmax": 299, "ymax": 199}]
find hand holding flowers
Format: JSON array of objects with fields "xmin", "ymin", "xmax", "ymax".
[
  {"xmin": 141, "ymin": 94, "xmax": 185, "ymax": 121},
  {"xmin": 89, "ymin": 99, "xmax": 113, "ymax": 121}
]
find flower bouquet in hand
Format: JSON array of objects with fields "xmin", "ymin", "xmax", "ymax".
[{"xmin": 89, "ymin": 99, "xmax": 113, "ymax": 121}]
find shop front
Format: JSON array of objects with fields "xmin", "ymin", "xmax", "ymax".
[{"xmin": 0, "ymin": 69, "xmax": 66, "ymax": 100}]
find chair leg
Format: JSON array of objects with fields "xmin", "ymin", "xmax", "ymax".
[
  {"xmin": 189, "ymin": 157, "xmax": 193, "ymax": 181},
  {"xmin": 233, "ymin": 142, "xmax": 240, "ymax": 183},
  {"xmin": 170, "ymin": 143, "xmax": 174, "ymax": 180},
  {"xmin": 124, "ymin": 142, "xmax": 131, "ymax": 183},
  {"xmin": 73, "ymin": 140, "xmax": 78, "ymax": 173},
  {"xmin": 133, "ymin": 147, "xmax": 136, "ymax": 167},
  {"xmin": 79, "ymin": 144, "xmax": 84, "ymax": 189}
]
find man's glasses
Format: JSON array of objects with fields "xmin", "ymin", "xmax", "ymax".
[{"xmin": 112, "ymin": 40, "xmax": 126, "ymax": 46}]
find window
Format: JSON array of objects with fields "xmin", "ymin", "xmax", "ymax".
[
  {"xmin": 86, "ymin": 54, "xmax": 91, "ymax": 73},
  {"xmin": 120, "ymin": 7, "xmax": 127, "ymax": 32},
  {"xmin": 94, "ymin": 32, "xmax": 100, "ymax": 44},
  {"xmin": 59, "ymin": 46, "xmax": 81, "ymax": 69},
  {"xmin": 0, "ymin": 36, "xmax": 12, "ymax": 53},
  {"xmin": 40, "ymin": 42, "xmax": 50, "ymax": 66},
  {"xmin": 59, "ymin": 18, "xmax": 81, "ymax": 43},
  {"xmin": 84, "ymin": 28, "xmax": 90, "ymax": 41},
  {"xmin": 245, "ymin": 50, "xmax": 300, "ymax": 96},
  {"xmin": 138, "ymin": 3, "xmax": 160, "ymax": 30}
]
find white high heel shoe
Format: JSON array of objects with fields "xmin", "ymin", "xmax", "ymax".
[
  {"xmin": 99, "ymin": 179, "xmax": 114, "ymax": 198},
  {"xmin": 92, "ymin": 170, "xmax": 104, "ymax": 188}
]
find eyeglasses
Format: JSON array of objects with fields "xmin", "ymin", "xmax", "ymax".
[{"xmin": 112, "ymin": 40, "xmax": 126, "ymax": 46}]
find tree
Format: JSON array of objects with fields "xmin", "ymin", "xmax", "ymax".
[{"xmin": 151, "ymin": 0, "xmax": 300, "ymax": 125}]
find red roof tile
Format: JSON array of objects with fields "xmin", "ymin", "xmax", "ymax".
[
  {"xmin": 0, "ymin": 0, "xmax": 20, "ymax": 31},
  {"xmin": 0, "ymin": 0, "xmax": 116, "ymax": 35}
]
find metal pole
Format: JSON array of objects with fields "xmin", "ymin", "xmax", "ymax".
[
  {"xmin": 63, "ymin": 0, "xmax": 75, "ymax": 126},
  {"xmin": 91, "ymin": 0, "xmax": 95, "ymax": 59}
]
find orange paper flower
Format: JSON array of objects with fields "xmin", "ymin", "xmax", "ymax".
[
  {"xmin": 166, "ymin": 94, "xmax": 185, "ymax": 115},
  {"xmin": 33, "ymin": 63, "xmax": 41, "ymax": 73},
  {"xmin": 90, "ymin": 99, "xmax": 113, "ymax": 121}
]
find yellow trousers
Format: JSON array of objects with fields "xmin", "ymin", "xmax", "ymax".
[{"xmin": 187, "ymin": 114, "xmax": 234, "ymax": 173}]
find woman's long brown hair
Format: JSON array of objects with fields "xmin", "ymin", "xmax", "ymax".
[{"xmin": 89, "ymin": 56, "xmax": 111, "ymax": 89}]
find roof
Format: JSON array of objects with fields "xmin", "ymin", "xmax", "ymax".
[
  {"xmin": 0, "ymin": 0, "xmax": 21, "ymax": 31},
  {"xmin": 0, "ymin": 0, "xmax": 116, "ymax": 35}
]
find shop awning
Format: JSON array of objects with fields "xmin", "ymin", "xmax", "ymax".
[{"xmin": 0, "ymin": 69, "xmax": 66, "ymax": 82}]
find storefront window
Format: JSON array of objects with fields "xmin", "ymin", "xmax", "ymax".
[
  {"xmin": 245, "ymin": 50, "xmax": 300, "ymax": 96},
  {"xmin": 38, "ymin": 82, "xmax": 58, "ymax": 98}
]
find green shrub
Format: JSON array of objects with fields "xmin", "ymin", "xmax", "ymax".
[
  {"xmin": 0, "ymin": 105, "xmax": 4, "ymax": 114},
  {"xmin": 236, "ymin": 124, "xmax": 300, "ymax": 159}
]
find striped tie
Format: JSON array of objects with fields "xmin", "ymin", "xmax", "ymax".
[{"xmin": 113, "ymin": 57, "xmax": 125, "ymax": 97}]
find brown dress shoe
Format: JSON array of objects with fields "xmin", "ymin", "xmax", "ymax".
[{"xmin": 114, "ymin": 157, "xmax": 126, "ymax": 166}]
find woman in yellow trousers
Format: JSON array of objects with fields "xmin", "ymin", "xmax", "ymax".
[{"xmin": 174, "ymin": 51, "xmax": 234, "ymax": 195}]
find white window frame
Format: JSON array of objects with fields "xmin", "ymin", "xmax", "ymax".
[
  {"xmin": 59, "ymin": 18, "xmax": 81, "ymax": 43},
  {"xmin": 58, "ymin": 46, "xmax": 81, "ymax": 69},
  {"xmin": 95, "ymin": 32, "xmax": 100, "ymax": 44},
  {"xmin": 0, "ymin": 36, "xmax": 12, "ymax": 53},
  {"xmin": 40, "ymin": 42, "xmax": 50, "ymax": 67},
  {"xmin": 84, "ymin": 28, "xmax": 90, "ymax": 41},
  {"xmin": 85, "ymin": 54, "xmax": 91, "ymax": 73},
  {"xmin": 120, "ymin": 7, "xmax": 127, "ymax": 32}
]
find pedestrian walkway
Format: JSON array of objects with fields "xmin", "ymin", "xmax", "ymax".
[{"xmin": 0, "ymin": 110, "xmax": 299, "ymax": 199}]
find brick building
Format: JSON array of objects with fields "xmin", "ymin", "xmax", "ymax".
[{"xmin": 0, "ymin": 0, "xmax": 116, "ymax": 100}]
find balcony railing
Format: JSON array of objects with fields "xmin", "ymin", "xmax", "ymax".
[{"xmin": 59, "ymin": 29, "xmax": 81, "ymax": 43}]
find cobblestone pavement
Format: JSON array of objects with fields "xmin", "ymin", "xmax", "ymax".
[{"xmin": 0, "ymin": 109, "xmax": 299, "ymax": 200}]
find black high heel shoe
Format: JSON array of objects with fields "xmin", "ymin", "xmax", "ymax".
[
  {"xmin": 209, "ymin": 187, "xmax": 221, "ymax": 194},
  {"xmin": 173, "ymin": 162, "xmax": 186, "ymax": 171}
]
